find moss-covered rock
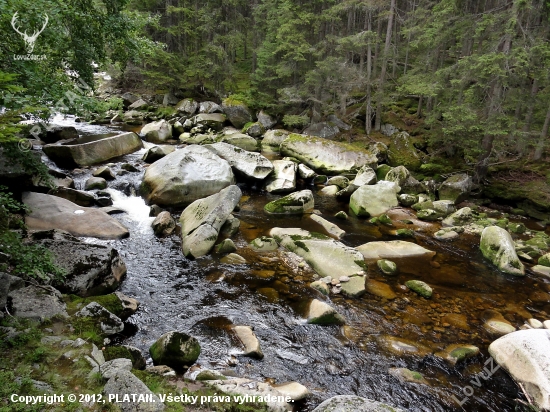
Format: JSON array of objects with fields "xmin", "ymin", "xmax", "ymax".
[
  {"xmin": 395, "ymin": 228, "xmax": 415, "ymax": 238},
  {"xmin": 310, "ymin": 280, "xmax": 330, "ymax": 295},
  {"xmin": 149, "ymin": 331, "xmax": 201, "ymax": 369},
  {"xmin": 242, "ymin": 122, "xmax": 265, "ymax": 138},
  {"xmin": 249, "ymin": 236, "xmax": 279, "ymax": 252},
  {"xmin": 349, "ymin": 181, "xmax": 400, "ymax": 217},
  {"xmin": 376, "ymin": 164, "xmax": 392, "ymax": 181},
  {"xmin": 435, "ymin": 344, "xmax": 480, "ymax": 366},
  {"xmin": 377, "ymin": 259, "xmax": 397, "ymax": 275},
  {"xmin": 221, "ymin": 98, "xmax": 253, "ymax": 129},
  {"xmin": 387, "ymin": 132, "xmax": 423, "ymax": 171},
  {"xmin": 538, "ymin": 253, "xmax": 550, "ymax": 267},
  {"xmin": 334, "ymin": 211, "xmax": 348, "ymax": 220},
  {"xmin": 480, "ymin": 226, "xmax": 525, "ymax": 276},
  {"xmin": 215, "ymin": 239, "xmax": 237, "ymax": 254},
  {"xmin": 405, "ymin": 280, "xmax": 432, "ymax": 298},
  {"xmin": 264, "ymin": 190, "xmax": 314, "ymax": 215},
  {"xmin": 438, "ymin": 173, "xmax": 472, "ymax": 204}
]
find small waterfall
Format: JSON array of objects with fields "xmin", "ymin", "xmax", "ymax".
[{"xmin": 106, "ymin": 189, "xmax": 155, "ymax": 234}]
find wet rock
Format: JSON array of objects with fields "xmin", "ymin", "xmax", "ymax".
[
  {"xmin": 389, "ymin": 368, "xmax": 428, "ymax": 385},
  {"xmin": 356, "ymin": 240, "xmax": 436, "ymax": 260},
  {"xmin": 250, "ymin": 237, "xmax": 279, "ymax": 252},
  {"xmin": 434, "ymin": 227, "xmax": 463, "ymax": 240},
  {"xmin": 142, "ymin": 145, "xmax": 175, "ymax": 163},
  {"xmin": 141, "ymin": 145, "xmax": 235, "ymax": 207},
  {"xmin": 538, "ymin": 253, "xmax": 550, "ymax": 267},
  {"xmin": 320, "ymin": 185, "xmax": 340, "ymax": 196},
  {"xmin": 310, "ymin": 281, "xmax": 330, "ymax": 295},
  {"xmin": 43, "ymin": 132, "xmax": 143, "ymax": 167},
  {"xmin": 75, "ymin": 302, "xmax": 124, "ymax": 335},
  {"xmin": 175, "ymin": 98, "xmax": 198, "ymax": 115},
  {"xmin": 387, "ymin": 131, "xmax": 422, "ymax": 171},
  {"xmin": 180, "ymin": 185, "xmax": 242, "ymax": 258},
  {"xmin": 205, "ymin": 142, "xmax": 274, "ymax": 180},
  {"xmin": 405, "ymin": 280, "xmax": 432, "ymax": 298},
  {"xmin": 264, "ymin": 190, "xmax": 314, "ymax": 215},
  {"xmin": 435, "ymin": 344, "xmax": 479, "ymax": 366},
  {"xmin": 442, "ymin": 207, "xmax": 474, "ymax": 227},
  {"xmin": 85, "ymin": 177, "xmax": 107, "ymax": 190},
  {"xmin": 8, "ymin": 285, "xmax": 68, "ymax": 322},
  {"xmin": 220, "ymin": 133, "xmax": 259, "ymax": 152},
  {"xmin": 265, "ymin": 160, "xmax": 297, "ymax": 193},
  {"xmin": 34, "ymin": 232, "xmax": 127, "ymax": 296},
  {"xmin": 152, "ymin": 211, "xmax": 176, "ymax": 236},
  {"xmin": 307, "ymin": 299, "xmax": 345, "ymax": 325},
  {"xmin": 298, "ymin": 163, "xmax": 316, "ymax": 179},
  {"xmin": 261, "ymin": 130, "xmax": 290, "ymax": 153},
  {"xmin": 377, "ymin": 259, "xmax": 397, "ymax": 275},
  {"xmin": 310, "ymin": 214, "xmax": 345, "ymax": 240},
  {"xmin": 398, "ymin": 193, "xmax": 418, "ymax": 207},
  {"xmin": 334, "ymin": 211, "xmax": 348, "ymax": 220},
  {"xmin": 340, "ymin": 275, "xmax": 367, "ymax": 298},
  {"xmin": 365, "ymin": 279, "xmax": 396, "ymax": 299},
  {"xmin": 141, "ymin": 120, "xmax": 174, "ymax": 144},
  {"xmin": 149, "ymin": 331, "xmax": 201, "ymax": 369},
  {"xmin": 114, "ymin": 292, "xmax": 139, "ymax": 321},
  {"xmin": 480, "ymin": 226, "xmax": 524, "ymax": 276},
  {"xmin": 215, "ymin": 239, "xmax": 237, "ymax": 254},
  {"xmin": 280, "ymin": 134, "xmax": 378, "ymax": 175},
  {"xmin": 232, "ymin": 326, "xmax": 263, "ymax": 359},
  {"xmin": 532, "ymin": 265, "xmax": 550, "ymax": 280},
  {"xmin": 149, "ymin": 204, "xmax": 163, "ymax": 217},
  {"xmin": 220, "ymin": 215, "xmax": 240, "ymax": 237},
  {"xmin": 270, "ymin": 228, "xmax": 365, "ymax": 280},
  {"xmin": 312, "ymin": 395, "xmax": 404, "ymax": 412},
  {"xmin": 352, "ymin": 166, "xmax": 377, "ymax": 186},
  {"xmin": 193, "ymin": 113, "xmax": 226, "ymax": 131},
  {"xmin": 326, "ymin": 176, "xmax": 349, "ymax": 189},
  {"xmin": 489, "ymin": 329, "xmax": 550, "ymax": 410},
  {"xmin": 103, "ymin": 370, "xmax": 165, "ymax": 412},
  {"xmin": 484, "ymin": 319, "xmax": 516, "ymax": 336},
  {"xmin": 220, "ymin": 253, "xmax": 247, "ymax": 264},
  {"xmin": 221, "ymin": 98, "xmax": 253, "ymax": 129},
  {"xmin": 48, "ymin": 187, "xmax": 96, "ymax": 207},
  {"xmin": 349, "ymin": 181, "xmax": 400, "ymax": 217}
]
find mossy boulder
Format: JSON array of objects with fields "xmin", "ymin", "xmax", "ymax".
[
  {"xmin": 149, "ymin": 331, "xmax": 201, "ymax": 369},
  {"xmin": 242, "ymin": 122, "xmax": 265, "ymax": 138},
  {"xmin": 261, "ymin": 129, "xmax": 290, "ymax": 152},
  {"xmin": 438, "ymin": 173, "xmax": 472, "ymax": 204},
  {"xmin": 349, "ymin": 181, "xmax": 400, "ymax": 217},
  {"xmin": 215, "ymin": 239, "xmax": 237, "ymax": 254},
  {"xmin": 310, "ymin": 280, "xmax": 330, "ymax": 295},
  {"xmin": 377, "ymin": 259, "xmax": 397, "ymax": 275},
  {"xmin": 376, "ymin": 164, "xmax": 392, "ymax": 181},
  {"xmin": 385, "ymin": 166, "xmax": 410, "ymax": 187},
  {"xmin": 335, "ymin": 211, "xmax": 348, "ymax": 220},
  {"xmin": 398, "ymin": 194, "xmax": 418, "ymax": 207},
  {"xmin": 538, "ymin": 253, "xmax": 550, "ymax": 267},
  {"xmin": 219, "ymin": 133, "xmax": 259, "ymax": 152},
  {"xmin": 221, "ymin": 98, "xmax": 253, "ymax": 129},
  {"xmin": 387, "ymin": 131, "xmax": 423, "ymax": 171},
  {"xmin": 264, "ymin": 190, "xmax": 314, "ymax": 215},
  {"xmin": 249, "ymin": 236, "xmax": 279, "ymax": 252},
  {"xmin": 395, "ymin": 228, "xmax": 414, "ymax": 238},
  {"xmin": 280, "ymin": 133, "xmax": 378, "ymax": 175},
  {"xmin": 405, "ymin": 280, "xmax": 432, "ymax": 298},
  {"xmin": 442, "ymin": 207, "xmax": 475, "ymax": 227},
  {"xmin": 480, "ymin": 226, "xmax": 525, "ymax": 276}
]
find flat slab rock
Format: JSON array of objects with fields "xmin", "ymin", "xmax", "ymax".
[
  {"xmin": 23, "ymin": 192, "xmax": 129, "ymax": 240},
  {"xmin": 312, "ymin": 395, "xmax": 404, "ymax": 412},
  {"xmin": 8, "ymin": 285, "xmax": 68, "ymax": 322},
  {"xmin": 356, "ymin": 240, "xmax": 435, "ymax": 260}
]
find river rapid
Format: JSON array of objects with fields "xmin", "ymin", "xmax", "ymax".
[{"xmin": 40, "ymin": 114, "xmax": 550, "ymax": 412}]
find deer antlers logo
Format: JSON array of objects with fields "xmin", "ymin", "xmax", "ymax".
[{"xmin": 11, "ymin": 12, "xmax": 49, "ymax": 54}]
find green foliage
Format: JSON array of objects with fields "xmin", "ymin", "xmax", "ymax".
[{"xmin": 282, "ymin": 114, "xmax": 309, "ymax": 129}]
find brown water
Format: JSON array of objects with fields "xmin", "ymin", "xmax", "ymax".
[{"xmin": 42, "ymin": 115, "xmax": 550, "ymax": 412}]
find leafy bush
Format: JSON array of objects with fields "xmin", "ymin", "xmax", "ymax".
[{"xmin": 282, "ymin": 114, "xmax": 310, "ymax": 129}]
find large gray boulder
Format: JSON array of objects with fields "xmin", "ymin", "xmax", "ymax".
[
  {"xmin": 264, "ymin": 190, "xmax": 314, "ymax": 215},
  {"xmin": 193, "ymin": 113, "xmax": 226, "ymax": 131},
  {"xmin": 23, "ymin": 192, "xmax": 129, "ymax": 239},
  {"xmin": 141, "ymin": 145, "xmax": 235, "ymax": 207},
  {"xmin": 8, "ymin": 285, "xmax": 68, "ymax": 321},
  {"xmin": 349, "ymin": 181, "xmax": 400, "ymax": 217},
  {"xmin": 257, "ymin": 110, "xmax": 277, "ymax": 129},
  {"xmin": 280, "ymin": 134, "xmax": 378, "ymax": 175},
  {"xmin": 179, "ymin": 185, "xmax": 242, "ymax": 258},
  {"xmin": 142, "ymin": 145, "xmax": 175, "ymax": 163},
  {"xmin": 221, "ymin": 98, "xmax": 253, "ymax": 129},
  {"xmin": 141, "ymin": 120, "xmax": 172, "ymax": 143},
  {"xmin": 261, "ymin": 130, "xmax": 290, "ymax": 152},
  {"xmin": 33, "ymin": 231, "xmax": 127, "ymax": 296},
  {"xmin": 489, "ymin": 329, "xmax": 550, "ymax": 410},
  {"xmin": 265, "ymin": 160, "xmax": 297, "ymax": 193},
  {"xmin": 312, "ymin": 396, "xmax": 404, "ymax": 412},
  {"xmin": 204, "ymin": 142, "xmax": 273, "ymax": 180},
  {"xmin": 438, "ymin": 173, "xmax": 472, "ymax": 204},
  {"xmin": 199, "ymin": 101, "xmax": 223, "ymax": 114},
  {"xmin": 43, "ymin": 132, "xmax": 143, "ymax": 167},
  {"xmin": 149, "ymin": 331, "xmax": 201, "ymax": 369},
  {"xmin": 175, "ymin": 98, "xmax": 198, "ymax": 115},
  {"xmin": 480, "ymin": 226, "xmax": 524, "ymax": 276},
  {"xmin": 270, "ymin": 228, "xmax": 365, "ymax": 280},
  {"xmin": 103, "ymin": 370, "xmax": 165, "ymax": 412}
]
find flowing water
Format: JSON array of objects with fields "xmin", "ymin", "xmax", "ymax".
[{"xmin": 40, "ymin": 115, "xmax": 550, "ymax": 412}]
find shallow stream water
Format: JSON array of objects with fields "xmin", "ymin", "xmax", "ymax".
[{"xmin": 39, "ymin": 115, "xmax": 550, "ymax": 411}]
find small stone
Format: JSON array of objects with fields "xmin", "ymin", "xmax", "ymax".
[
  {"xmin": 220, "ymin": 253, "xmax": 247, "ymax": 264},
  {"xmin": 93, "ymin": 166, "xmax": 115, "ymax": 180},
  {"xmin": 334, "ymin": 211, "xmax": 348, "ymax": 220},
  {"xmin": 377, "ymin": 259, "xmax": 397, "ymax": 275},
  {"xmin": 339, "ymin": 276, "xmax": 350, "ymax": 283},
  {"xmin": 84, "ymin": 177, "xmax": 107, "ymax": 190},
  {"xmin": 543, "ymin": 320, "xmax": 550, "ymax": 329},
  {"xmin": 215, "ymin": 239, "xmax": 237, "ymax": 254},
  {"xmin": 405, "ymin": 280, "xmax": 433, "ymax": 298},
  {"xmin": 310, "ymin": 281, "xmax": 330, "ymax": 295},
  {"xmin": 527, "ymin": 319, "xmax": 543, "ymax": 329},
  {"xmin": 232, "ymin": 326, "xmax": 263, "ymax": 359}
]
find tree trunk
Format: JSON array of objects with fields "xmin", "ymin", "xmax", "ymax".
[
  {"xmin": 374, "ymin": 0, "xmax": 396, "ymax": 131},
  {"xmin": 365, "ymin": 11, "xmax": 373, "ymax": 135},
  {"xmin": 517, "ymin": 78, "xmax": 539, "ymax": 155},
  {"xmin": 534, "ymin": 103, "xmax": 550, "ymax": 160}
]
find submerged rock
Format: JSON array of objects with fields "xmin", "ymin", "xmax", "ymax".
[
  {"xmin": 264, "ymin": 190, "xmax": 314, "ymax": 215},
  {"xmin": 480, "ymin": 226, "xmax": 524, "ymax": 276},
  {"xmin": 141, "ymin": 145, "xmax": 235, "ymax": 207},
  {"xmin": 149, "ymin": 331, "xmax": 201, "ymax": 369},
  {"xmin": 179, "ymin": 185, "xmax": 242, "ymax": 258},
  {"xmin": 280, "ymin": 134, "xmax": 378, "ymax": 175},
  {"xmin": 435, "ymin": 344, "xmax": 480, "ymax": 366},
  {"xmin": 389, "ymin": 368, "xmax": 428, "ymax": 385},
  {"xmin": 489, "ymin": 329, "xmax": 550, "ymax": 410},
  {"xmin": 250, "ymin": 237, "xmax": 279, "ymax": 252},
  {"xmin": 349, "ymin": 181, "xmax": 400, "ymax": 217}
]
